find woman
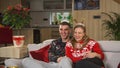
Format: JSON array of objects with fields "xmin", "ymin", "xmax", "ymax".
[{"xmin": 65, "ymin": 23, "xmax": 105, "ymax": 68}]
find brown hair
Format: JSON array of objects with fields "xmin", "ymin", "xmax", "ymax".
[
  {"xmin": 71, "ymin": 25, "xmax": 90, "ymax": 49},
  {"xmin": 59, "ymin": 21, "xmax": 71, "ymax": 28}
]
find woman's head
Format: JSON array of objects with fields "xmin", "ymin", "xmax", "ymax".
[
  {"xmin": 73, "ymin": 24, "xmax": 86, "ymax": 42},
  {"xmin": 71, "ymin": 23, "xmax": 90, "ymax": 49}
]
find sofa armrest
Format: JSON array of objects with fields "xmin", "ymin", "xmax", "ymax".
[
  {"xmin": 27, "ymin": 44, "xmax": 43, "ymax": 51},
  {"xmin": 42, "ymin": 39, "xmax": 55, "ymax": 45}
]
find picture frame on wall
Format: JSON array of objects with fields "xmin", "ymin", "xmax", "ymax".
[{"xmin": 74, "ymin": 0, "xmax": 100, "ymax": 10}]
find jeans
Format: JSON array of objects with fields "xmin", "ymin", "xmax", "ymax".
[{"xmin": 22, "ymin": 56, "xmax": 72, "ymax": 68}]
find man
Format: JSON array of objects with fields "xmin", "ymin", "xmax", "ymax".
[
  {"xmin": 21, "ymin": 21, "xmax": 72, "ymax": 68},
  {"xmin": 49, "ymin": 21, "xmax": 71, "ymax": 62}
]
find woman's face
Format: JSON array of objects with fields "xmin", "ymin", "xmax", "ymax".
[{"xmin": 74, "ymin": 27, "xmax": 85, "ymax": 42}]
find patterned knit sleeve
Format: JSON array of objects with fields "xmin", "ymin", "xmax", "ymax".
[
  {"xmin": 92, "ymin": 42, "xmax": 104, "ymax": 60},
  {"xmin": 48, "ymin": 41, "xmax": 59, "ymax": 62},
  {"xmin": 65, "ymin": 42, "xmax": 73, "ymax": 61}
]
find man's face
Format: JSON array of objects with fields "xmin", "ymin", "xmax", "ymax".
[{"xmin": 59, "ymin": 25, "xmax": 71, "ymax": 40}]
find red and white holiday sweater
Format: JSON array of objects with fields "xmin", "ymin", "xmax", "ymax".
[{"xmin": 65, "ymin": 39, "xmax": 104, "ymax": 63}]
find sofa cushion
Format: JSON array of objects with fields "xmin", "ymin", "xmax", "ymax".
[
  {"xmin": 98, "ymin": 41, "xmax": 120, "ymax": 52},
  {"xmin": 103, "ymin": 52, "xmax": 120, "ymax": 68},
  {"xmin": 30, "ymin": 45, "xmax": 50, "ymax": 62}
]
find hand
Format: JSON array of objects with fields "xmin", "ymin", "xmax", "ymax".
[
  {"xmin": 57, "ymin": 57, "xmax": 63, "ymax": 63},
  {"xmin": 86, "ymin": 51, "xmax": 99, "ymax": 58}
]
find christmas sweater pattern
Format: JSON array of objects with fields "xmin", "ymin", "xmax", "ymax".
[{"xmin": 65, "ymin": 40, "xmax": 104, "ymax": 63}]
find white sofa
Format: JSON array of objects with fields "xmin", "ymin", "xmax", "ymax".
[
  {"xmin": 98, "ymin": 41, "xmax": 120, "ymax": 68},
  {"xmin": 4, "ymin": 40, "xmax": 120, "ymax": 68}
]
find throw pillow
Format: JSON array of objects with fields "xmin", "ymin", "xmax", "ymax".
[{"xmin": 30, "ymin": 45, "xmax": 50, "ymax": 62}]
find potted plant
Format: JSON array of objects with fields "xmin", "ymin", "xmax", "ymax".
[
  {"xmin": 2, "ymin": 4, "xmax": 32, "ymax": 47},
  {"xmin": 2, "ymin": 4, "xmax": 31, "ymax": 31},
  {"xmin": 102, "ymin": 12, "xmax": 120, "ymax": 40}
]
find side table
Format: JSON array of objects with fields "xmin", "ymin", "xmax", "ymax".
[{"xmin": 0, "ymin": 46, "xmax": 27, "ymax": 58}]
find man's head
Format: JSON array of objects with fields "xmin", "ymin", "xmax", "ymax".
[{"xmin": 59, "ymin": 22, "xmax": 71, "ymax": 42}]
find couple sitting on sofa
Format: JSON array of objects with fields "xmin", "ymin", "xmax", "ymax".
[{"xmin": 5, "ymin": 21, "xmax": 104, "ymax": 68}]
